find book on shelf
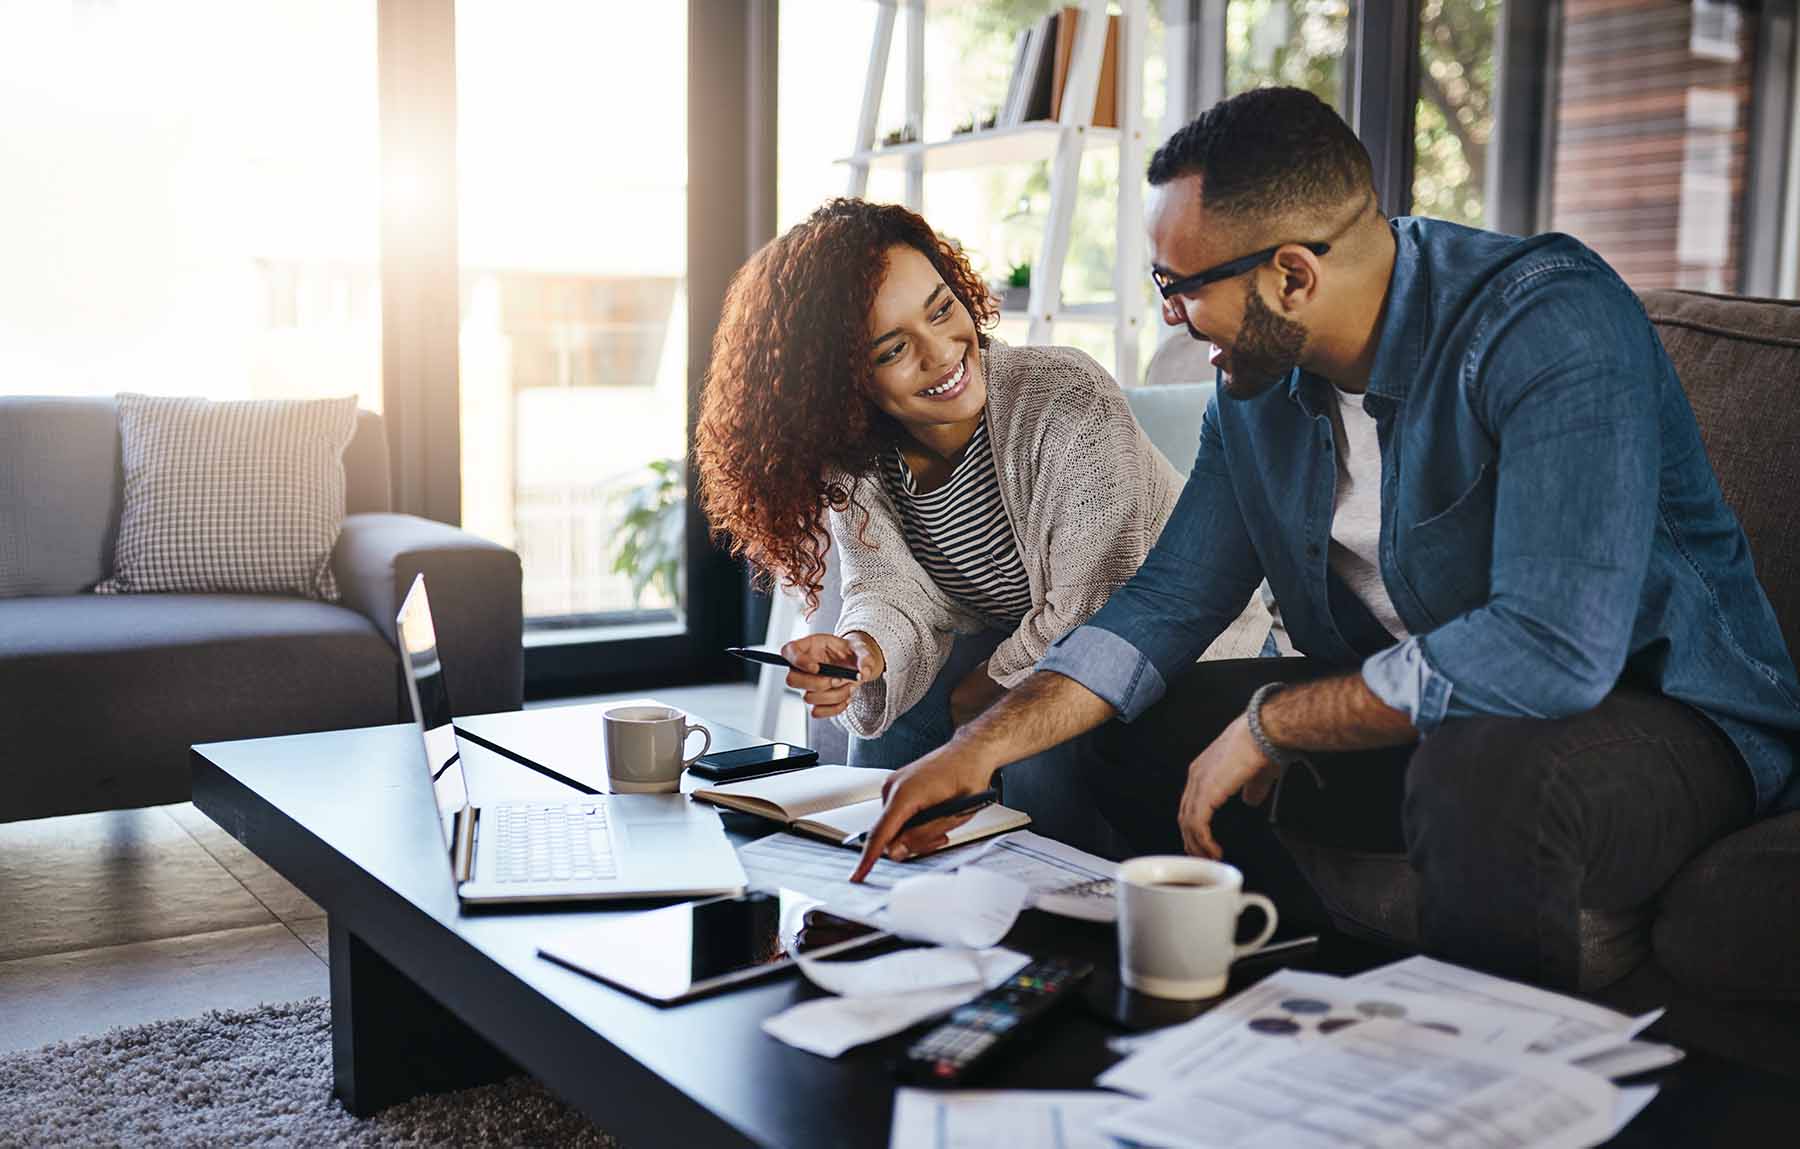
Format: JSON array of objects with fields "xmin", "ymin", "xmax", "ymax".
[
  {"xmin": 1002, "ymin": 7, "xmax": 1120, "ymax": 129},
  {"xmin": 1000, "ymin": 27, "xmax": 1031, "ymax": 129},
  {"xmin": 1005, "ymin": 13, "xmax": 1053, "ymax": 126},
  {"xmin": 1049, "ymin": 6, "xmax": 1120, "ymax": 128},
  {"xmin": 691, "ymin": 765, "xmax": 1030, "ymax": 850},
  {"xmin": 1023, "ymin": 11, "xmax": 1059, "ymax": 123}
]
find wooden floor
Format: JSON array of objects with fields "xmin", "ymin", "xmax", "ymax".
[{"xmin": 0, "ymin": 683, "xmax": 781, "ymax": 1054}]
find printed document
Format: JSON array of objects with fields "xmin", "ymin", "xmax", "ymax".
[
  {"xmin": 735, "ymin": 831, "xmax": 980, "ymax": 922},
  {"xmin": 1099, "ymin": 968, "xmax": 1559, "ymax": 1097},
  {"xmin": 962, "ymin": 831, "xmax": 1115, "ymax": 893},
  {"xmin": 1099, "ymin": 1018, "xmax": 1624, "ymax": 1149},
  {"xmin": 1350, "ymin": 955, "xmax": 1662, "ymax": 1059},
  {"xmin": 889, "ymin": 1088, "xmax": 1126, "ymax": 1149}
]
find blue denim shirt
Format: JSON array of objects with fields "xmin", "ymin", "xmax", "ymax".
[{"xmin": 1042, "ymin": 218, "xmax": 1800, "ymax": 814}]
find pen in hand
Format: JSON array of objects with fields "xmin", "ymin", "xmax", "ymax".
[
  {"xmin": 725, "ymin": 647, "xmax": 860, "ymax": 681},
  {"xmin": 841, "ymin": 788, "xmax": 1000, "ymax": 851}
]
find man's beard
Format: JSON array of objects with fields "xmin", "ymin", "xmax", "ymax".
[{"xmin": 1219, "ymin": 284, "xmax": 1307, "ymax": 400}]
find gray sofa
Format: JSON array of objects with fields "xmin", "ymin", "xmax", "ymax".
[{"xmin": 0, "ymin": 397, "xmax": 524, "ymax": 823}]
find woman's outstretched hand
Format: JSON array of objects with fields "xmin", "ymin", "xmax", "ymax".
[{"xmin": 781, "ymin": 631, "xmax": 884, "ymax": 719}]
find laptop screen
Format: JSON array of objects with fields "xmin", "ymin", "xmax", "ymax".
[{"xmin": 396, "ymin": 573, "xmax": 467, "ymax": 852}]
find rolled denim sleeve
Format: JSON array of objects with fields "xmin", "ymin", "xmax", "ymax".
[
  {"xmin": 1362, "ymin": 636, "xmax": 1453, "ymax": 730},
  {"xmin": 1035, "ymin": 393, "xmax": 1265, "ymax": 720},
  {"xmin": 1039, "ymin": 623, "xmax": 1168, "ymax": 720},
  {"xmin": 1398, "ymin": 273, "xmax": 1660, "ymax": 723}
]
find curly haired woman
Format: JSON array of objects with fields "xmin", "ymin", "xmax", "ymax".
[{"xmin": 696, "ymin": 198, "xmax": 1180, "ymax": 851}]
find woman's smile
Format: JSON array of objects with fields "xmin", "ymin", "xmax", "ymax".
[{"xmin": 917, "ymin": 354, "xmax": 969, "ymax": 400}]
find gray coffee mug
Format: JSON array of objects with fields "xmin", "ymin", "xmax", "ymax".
[{"xmin": 601, "ymin": 704, "xmax": 711, "ymax": 793}]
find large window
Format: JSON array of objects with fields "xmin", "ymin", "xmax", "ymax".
[
  {"xmin": 777, "ymin": 1, "xmax": 1167, "ymax": 384},
  {"xmin": 1227, "ymin": 0, "xmax": 1353, "ymax": 111},
  {"xmin": 1172, "ymin": 0, "xmax": 1793, "ymax": 298},
  {"xmin": 1412, "ymin": 0, "xmax": 1499, "ymax": 228},
  {"xmin": 456, "ymin": 1, "xmax": 689, "ymax": 627},
  {"xmin": 778, "ymin": 0, "xmax": 906, "ymax": 229},
  {"xmin": 0, "ymin": 1, "xmax": 381, "ymax": 409}
]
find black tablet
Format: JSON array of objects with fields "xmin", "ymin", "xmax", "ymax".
[{"xmin": 537, "ymin": 889, "xmax": 886, "ymax": 1004}]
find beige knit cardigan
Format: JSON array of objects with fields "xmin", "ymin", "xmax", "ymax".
[{"xmin": 828, "ymin": 339, "xmax": 1183, "ymax": 739}]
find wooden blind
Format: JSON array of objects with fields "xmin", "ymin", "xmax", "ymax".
[{"xmin": 1548, "ymin": 0, "xmax": 1756, "ymax": 291}]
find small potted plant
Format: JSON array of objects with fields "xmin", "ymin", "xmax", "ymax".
[
  {"xmin": 610, "ymin": 458, "xmax": 686, "ymax": 609},
  {"xmin": 999, "ymin": 262, "xmax": 1030, "ymax": 311}
]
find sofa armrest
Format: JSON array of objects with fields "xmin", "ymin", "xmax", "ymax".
[{"xmin": 332, "ymin": 512, "xmax": 524, "ymax": 718}]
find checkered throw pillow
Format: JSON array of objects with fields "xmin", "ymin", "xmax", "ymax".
[{"xmin": 94, "ymin": 394, "xmax": 360, "ymax": 601}]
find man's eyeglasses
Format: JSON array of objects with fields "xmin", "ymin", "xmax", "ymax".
[{"xmin": 1151, "ymin": 241, "xmax": 1331, "ymax": 300}]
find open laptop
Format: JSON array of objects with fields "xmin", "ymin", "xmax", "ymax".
[{"xmin": 396, "ymin": 573, "xmax": 747, "ymax": 905}]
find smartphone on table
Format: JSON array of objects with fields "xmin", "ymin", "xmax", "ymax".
[{"xmin": 687, "ymin": 742, "xmax": 820, "ymax": 782}]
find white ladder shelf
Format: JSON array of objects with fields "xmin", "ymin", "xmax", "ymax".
[
  {"xmin": 753, "ymin": 0, "xmax": 1150, "ymax": 741},
  {"xmin": 841, "ymin": 0, "xmax": 1148, "ymax": 384}
]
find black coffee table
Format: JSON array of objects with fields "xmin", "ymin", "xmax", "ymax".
[{"xmin": 191, "ymin": 702, "xmax": 1792, "ymax": 1147}]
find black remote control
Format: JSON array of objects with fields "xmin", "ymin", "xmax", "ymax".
[{"xmin": 898, "ymin": 956, "xmax": 1094, "ymax": 1086}]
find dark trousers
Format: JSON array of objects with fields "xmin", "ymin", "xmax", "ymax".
[{"xmin": 1085, "ymin": 659, "xmax": 1754, "ymax": 990}]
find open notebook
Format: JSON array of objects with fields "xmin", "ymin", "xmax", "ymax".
[{"xmin": 691, "ymin": 765, "xmax": 1029, "ymax": 849}]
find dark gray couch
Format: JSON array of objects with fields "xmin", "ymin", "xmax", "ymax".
[
  {"xmin": 0, "ymin": 397, "xmax": 524, "ymax": 823},
  {"xmin": 806, "ymin": 289, "xmax": 1800, "ymax": 1001}
]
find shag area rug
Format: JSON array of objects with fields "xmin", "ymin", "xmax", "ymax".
[{"xmin": 0, "ymin": 998, "xmax": 618, "ymax": 1147}]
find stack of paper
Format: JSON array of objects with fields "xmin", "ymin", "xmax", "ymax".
[
  {"xmin": 886, "ymin": 957, "xmax": 1671, "ymax": 1149},
  {"xmin": 890, "ymin": 1089, "xmax": 1126, "ymax": 1149},
  {"xmin": 1101, "ymin": 1019, "xmax": 1655, "ymax": 1149},
  {"xmin": 1348, "ymin": 954, "xmax": 1665, "ymax": 1059},
  {"xmin": 738, "ymin": 823, "xmax": 1675, "ymax": 1146},
  {"xmin": 734, "ymin": 828, "xmax": 1110, "ymax": 927},
  {"xmin": 1089, "ymin": 957, "xmax": 1669, "ymax": 1149}
]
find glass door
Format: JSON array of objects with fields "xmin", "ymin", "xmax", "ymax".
[
  {"xmin": 0, "ymin": 1, "xmax": 381, "ymax": 406},
  {"xmin": 456, "ymin": 2, "xmax": 720, "ymax": 694}
]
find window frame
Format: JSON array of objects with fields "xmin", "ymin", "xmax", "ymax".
[
  {"xmin": 376, "ymin": 0, "xmax": 773, "ymax": 702},
  {"xmin": 1167, "ymin": 0, "xmax": 1797, "ymax": 291}
]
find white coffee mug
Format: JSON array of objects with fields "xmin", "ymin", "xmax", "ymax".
[
  {"xmin": 1116, "ymin": 855, "xmax": 1279, "ymax": 1000},
  {"xmin": 601, "ymin": 705, "xmax": 711, "ymax": 793}
]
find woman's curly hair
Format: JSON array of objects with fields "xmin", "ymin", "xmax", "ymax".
[{"xmin": 696, "ymin": 198, "xmax": 998, "ymax": 612}]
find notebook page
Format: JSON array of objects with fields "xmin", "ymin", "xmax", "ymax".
[
  {"xmin": 692, "ymin": 765, "xmax": 887, "ymax": 821},
  {"xmin": 792, "ymin": 801, "xmax": 1031, "ymax": 848}
]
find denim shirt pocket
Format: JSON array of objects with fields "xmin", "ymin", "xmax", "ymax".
[{"xmin": 1397, "ymin": 462, "xmax": 1496, "ymax": 623}]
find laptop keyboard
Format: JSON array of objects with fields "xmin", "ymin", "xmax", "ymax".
[{"xmin": 488, "ymin": 802, "xmax": 619, "ymax": 884}]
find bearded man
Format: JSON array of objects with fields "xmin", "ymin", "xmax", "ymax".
[{"xmin": 851, "ymin": 86, "xmax": 1800, "ymax": 991}]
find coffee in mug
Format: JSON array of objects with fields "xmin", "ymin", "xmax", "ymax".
[
  {"xmin": 601, "ymin": 704, "xmax": 711, "ymax": 793},
  {"xmin": 1116, "ymin": 856, "xmax": 1278, "ymax": 1000}
]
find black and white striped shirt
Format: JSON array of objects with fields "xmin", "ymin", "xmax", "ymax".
[{"xmin": 879, "ymin": 418, "xmax": 1034, "ymax": 628}]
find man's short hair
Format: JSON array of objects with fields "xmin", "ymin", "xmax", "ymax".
[{"xmin": 1147, "ymin": 87, "xmax": 1375, "ymax": 223}]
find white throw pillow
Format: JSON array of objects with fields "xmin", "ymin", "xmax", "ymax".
[{"xmin": 94, "ymin": 394, "xmax": 360, "ymax": 601}]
